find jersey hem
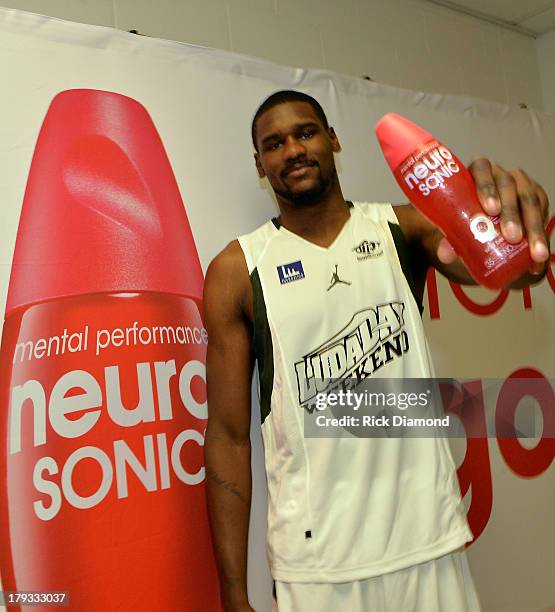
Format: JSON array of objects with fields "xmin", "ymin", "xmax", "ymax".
[{"xmin": 269, "ymin": 528, "xmax": 473, "ymax": 584}]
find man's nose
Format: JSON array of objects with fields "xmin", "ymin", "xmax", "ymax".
[{"xmin": 283, "ymin": 136, "xmax": 306, "ymax": 160}]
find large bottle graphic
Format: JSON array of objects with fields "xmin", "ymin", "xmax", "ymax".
[
  {"xmin": 376, "ymin": 113, "xmax": 533, "ymax": 289},
  {"xmin": 0, "ymin": 90, "xmax": 221, "ymax": 610}
]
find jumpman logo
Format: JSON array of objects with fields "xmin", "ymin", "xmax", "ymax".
[{"xmin": 327, "ymin": 265, "xmax": 351, "ymax": 291}]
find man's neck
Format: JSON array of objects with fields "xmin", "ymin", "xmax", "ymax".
[{"xmin": 275, "ymin": 185, "xmax": 350, "ymax": 248}]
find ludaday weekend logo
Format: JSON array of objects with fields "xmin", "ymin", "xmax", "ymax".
[
  {"xmin": 295, "ymin": 302, "xmax": 409, "ymax": 412},
  {"xmin": 277, "ymin": 260, "xmax": 305, "ymax": 285}
]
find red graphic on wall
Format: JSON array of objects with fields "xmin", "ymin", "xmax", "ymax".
[{"xmin": 0, "ymin": 90, "xmax": 220, "ymax": 611}]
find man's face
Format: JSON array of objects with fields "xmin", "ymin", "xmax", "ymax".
[{"xmin": 254, "ymin": 101, "xmax": 340, "ymax": 206}]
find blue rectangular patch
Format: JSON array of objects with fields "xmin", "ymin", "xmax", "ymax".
[{"xmin": 277, "ymin": 260, "xmax": 305, "ymax": 285}]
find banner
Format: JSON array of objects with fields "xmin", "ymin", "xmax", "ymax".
[{"xmin": 0, "ymin": 8, "xmax": 553, "ymax": 612}]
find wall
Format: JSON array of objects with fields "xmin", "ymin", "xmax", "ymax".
[
  {"xmin": 0, "ymin": 7, "xmax": 554, "ymax": 612},
  {"xmin": 537, "ymin": 29, "xmax": 555, "ymax": 114},
  {"xmin": 0, "ymin": 0, "xmax": 546, "ymax": 111}
]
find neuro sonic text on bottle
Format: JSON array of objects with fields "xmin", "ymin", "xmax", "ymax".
[
  {"xmin": 401, "ymin": 142, "xmax": 460, "ymax": 196},
  {"xmin": 8, "ymin": 322, "xmax": 209, "ymax": 521}
]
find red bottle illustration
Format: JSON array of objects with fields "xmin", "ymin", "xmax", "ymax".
[
  {"xmin": 0, "ymin": 90, "xmax": 221, "ymax": 610},
  {"xmin": 375, "ymin": 113, "xmax": 532, "ymax": 289}
]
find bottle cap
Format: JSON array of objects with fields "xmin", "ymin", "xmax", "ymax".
[
  {"xmin": 6, "ymin": 89, "xmax": 204, "ymax": 314},
  {"xmin": 375, "ymin": 113, "xmax": 435, "ymax": 170}
]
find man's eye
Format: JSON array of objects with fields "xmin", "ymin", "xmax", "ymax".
[
  {"xmin": 301, "ymin": 130, "xmax": 315, "ymax": 139},
  {"xmin": 267, "ymin": 142, "xmax": 281, "ymax": 150}
]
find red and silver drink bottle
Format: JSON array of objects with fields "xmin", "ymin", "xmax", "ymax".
[
  {"xmin": 376, "ymin": 113, "xmax": 532, "ymax": 289},
  {"xmin": 0, "ymin": 90, "xmax": 220, "ymax": 610}
]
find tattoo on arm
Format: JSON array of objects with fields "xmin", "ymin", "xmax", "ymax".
[{"xmin": 206, "ymin": 467, "xmax": 250, "ymax": 507}]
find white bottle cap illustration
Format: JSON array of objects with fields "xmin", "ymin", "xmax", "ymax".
[{"xmin": 470, "ymin": 214, "xmax": 497, "ymax": 243}]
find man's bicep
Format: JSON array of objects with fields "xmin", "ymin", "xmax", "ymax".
[
  {"xmin": 206, "ymin": 321, "xmax": 254, "ymax": 443},
  {"xmin": 204, "ymin": 249, "xmax": 254, "ymax": 443}
]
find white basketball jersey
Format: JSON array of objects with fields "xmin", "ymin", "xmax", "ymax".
[{"xmin": 238, "ymin": 202, "xmax": 472, "ymax": 583}]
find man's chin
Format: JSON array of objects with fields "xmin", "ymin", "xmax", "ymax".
[{"xmin": 277, "ymin": 183, "xmax": 329, "ymax": 207}]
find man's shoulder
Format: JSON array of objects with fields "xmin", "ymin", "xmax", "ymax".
[
  {"xmin": 205, "ymin": 240, "xmax": 253, "ymax": 321},
  {"xmin": 386, "ymin": 203, "xmax": 432, "ymax": 245},
  {"xmin": 352, "ymin": 201, "xmax": 398, "ymax": 225},
  {"xmin": 207, "ymin": 216, "xmax": 277, "ymax": 285},
  {"xmin": 353, "ymin": 201, "xmax": 429, "ymax": 243},
  {"xmin": 207, "ymin": 240, "xmax": 248, "ymax": 280},
  {"xmin": 237, "ymin": 218, "xmax": 281, "ymax": 273}
]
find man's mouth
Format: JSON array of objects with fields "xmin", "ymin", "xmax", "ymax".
[{"xmin": 283, "ymin": 162, "xmax": 316, "ymax": 178}]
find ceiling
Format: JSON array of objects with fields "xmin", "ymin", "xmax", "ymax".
[{"xmin": 424, "ymin": 0, "xmax": 555, "ymax": 36}]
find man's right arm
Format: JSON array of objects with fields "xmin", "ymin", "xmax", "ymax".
[{"xmin": 204, "ymin": 241, "xmax": 255, "ymax": 612}]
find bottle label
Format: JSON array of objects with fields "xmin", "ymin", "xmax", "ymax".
[
  {"xmin": 401, "ymin": 141, "xmax": 460, "ymax": 196},
  {"xmin": 478, "ymin": 215, "xmax": 529, "ymax": 276}
]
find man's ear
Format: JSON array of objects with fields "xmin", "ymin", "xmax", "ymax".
[
  {"xmin": 255, "ymin": 152, "xmax": 266, "ymax": 178},
  {"xmin": 329, "ymin": 127, "xmax": 341, "ymax": 153}
]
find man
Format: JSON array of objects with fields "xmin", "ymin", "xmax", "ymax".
[{"xmin": 204, "ymin": 90, "xmax": 549, "ymax": 612}]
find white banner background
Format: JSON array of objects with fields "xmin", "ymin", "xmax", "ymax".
[{"xmin": 0, "ymin": 8, "xmax": 553, "ymax": 612}]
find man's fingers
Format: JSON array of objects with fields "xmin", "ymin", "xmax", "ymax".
[
  {"xmin": 512, "ymin": 169, "xmax": 549, "ymax": 263},
  {"xmin": 469, "ymin": 158, "xmax": 550, "ymax": 279},
  {"xmin": 536, "ymin": 183, "xmax": 550, "ymax": 223},
  {"xmin": 491, "ymin": 165, "xmax": 523, "ymax": 243},
  {"xmin": 436, "ymin": 237, "xmax": 458, "ymax": 265},
  {"xmin": 469, "ymin": 157, "xmax": 501, "ymax": 215}
]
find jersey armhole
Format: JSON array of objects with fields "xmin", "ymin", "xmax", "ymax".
[
  {"xmin": 387, "ymin": 220, "xmax": 425, "ymax": 317},
  {"xmin": 380, "ymin": 203, "xmax": 400, "ymax": 225},
  {"xmin": 250, "ymin": 267, "xmax": 274, "ymax": 424},
  {"xmin": 237, "ymin": 236, "xmax": 254, "ymax": 274}
]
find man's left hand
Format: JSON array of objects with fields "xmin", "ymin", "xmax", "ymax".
[{"xmin": 437, "ymin": 158, "xmax": 550, "ymax": 277}]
